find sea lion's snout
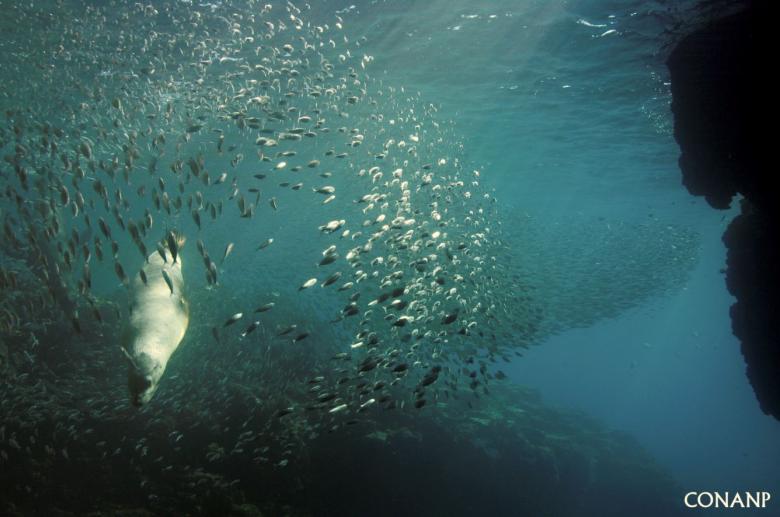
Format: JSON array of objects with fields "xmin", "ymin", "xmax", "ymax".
[
  {"xmin": 127, "ymin": 352, "xmax": 161, "ymax": 407},
  {"xmin": 128, "ymin": 371, "xmax": 154, "ymax": 407}
]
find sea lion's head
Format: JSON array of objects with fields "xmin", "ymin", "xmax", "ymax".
[{"xmin": 127, "ymin": 351, "xmax": 163, "ymax": 407}]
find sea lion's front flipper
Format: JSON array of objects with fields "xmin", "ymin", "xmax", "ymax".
[{"xmin": 119, "ymin": 345, "xmax": 140, "ymax": 371}]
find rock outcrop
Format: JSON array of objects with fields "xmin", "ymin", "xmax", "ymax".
[{"xmin": 668, "ymin": 2, "xmax": 778, "ymax": 419}]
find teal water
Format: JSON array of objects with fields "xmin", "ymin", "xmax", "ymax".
[{"xmin": 0, "ymin": 0, "xmax": 776, "ymax": 515}]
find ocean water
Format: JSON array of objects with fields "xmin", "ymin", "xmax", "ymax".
[{"xmin": 0, "ymin": 0, "xmax": 776, "ymax": 515}]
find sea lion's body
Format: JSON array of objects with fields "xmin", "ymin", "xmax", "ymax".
[{"xmin": 124, "ymin": 244, "xmax": 188, "ymax": 406}]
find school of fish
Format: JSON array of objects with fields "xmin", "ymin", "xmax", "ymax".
[{"xmin": 0, "ymin": 0, "xmax": 524, "ymax": 438}]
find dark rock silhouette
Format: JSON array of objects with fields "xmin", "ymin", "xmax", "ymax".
[{"xmin": 668, "ymin": 1, "xmax": 778, "ymax": 419}]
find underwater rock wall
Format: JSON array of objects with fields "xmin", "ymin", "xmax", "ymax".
[{"xmin": 667, "ymin": 2, "xmax": 778, "ymax": 419}]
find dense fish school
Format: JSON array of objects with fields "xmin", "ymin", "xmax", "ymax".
[{"xmin": 0, "ymin": 0, "xmax": 521, "ymax": 469}]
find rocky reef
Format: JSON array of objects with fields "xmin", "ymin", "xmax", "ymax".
[{"xmin": 667, "ymin": 1, "xmax": 778, "ymax": 419}]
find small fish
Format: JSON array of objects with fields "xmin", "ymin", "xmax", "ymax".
[
  {"xmin": 322, "ymin": 271, "xmax": 341, "ymax": 287},
  {"xmin": 139, "ymin": 270, "xmax": 148, "ymax": 286},
  {"xmin": 114, "ymin": 261, "xmax": 128, "ymax": 286},
  {"xmin": 292, "ymin": 332, "xmax": 309, "ymax": 343},
  {"xmin": 255, "ymin": 302, "xmax": 275, "ymax": 313},
  {"xmin": 224, "ymin": 313, "xmax": 243, "ymax": 327},
  {"xmin": 257, "ymin": 238, "xmax": 273, "ymax": 250},
  {"xmin": 319, "ymin": 254, "xmax": 338, "ymax": 266},
  {"xmin": 359, "ymin": 399, "xmax": 376, "ymax": 410},
  {"xmin": 166, "ymin": 231, "xmax": 179, "ymax": 263},
  {"xmin": 58, "ymin": 184, "xmax": 70, "ymax": 206},
  {"xmin": 319, "ymin": 220, "xmax": 345, "ymax": 233},
  {"xmin": 161, "ymin": 269, "xmax": 174, "ymax": 294},
  {"xmin": 276, "ymin": 324, "xmax": 297, "ymax": 336},
  {"xmin": 98, "ymin": 217, "xmax": 111, "ymax": 239},
  {"xmin": 299, "ymin": 278, "xmax": 317, "ymax": 290},
  {"xmin": 441, "ymin": 311, "xmax": 458, "ymax": 325},
  {"xmin": 156, "ymin": 242, "xmax": 168, "ymax": 263},
  {"xmin": 221, "ymin": 242, "xmax": 234, "ymax": 264},
  {"xmin": 241, "ymin": 321, "xmax": 260, "ymax": 338}
]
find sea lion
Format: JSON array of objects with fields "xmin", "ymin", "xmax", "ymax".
[{"xmin": 122, "ymin": 231, "xmax": 188, "ymax": 406}]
